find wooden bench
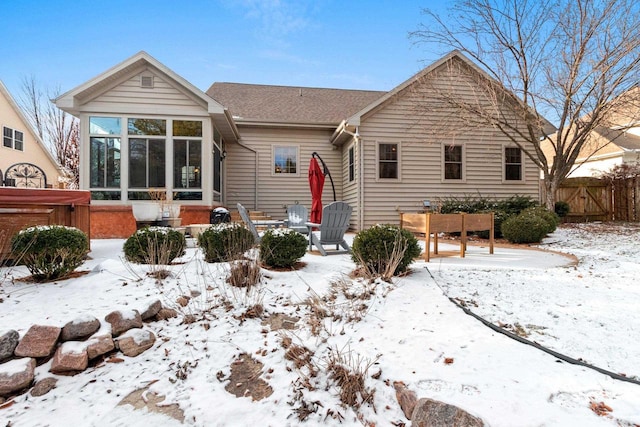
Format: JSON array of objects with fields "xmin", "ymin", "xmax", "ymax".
[{"xmin": 400, "ymin": 212, "xmax": 494, "ymax": 261}]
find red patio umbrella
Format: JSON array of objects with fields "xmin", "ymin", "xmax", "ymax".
[{"xmin": 309, "ymin": 157, "xmax": 325, "ymax": 223}]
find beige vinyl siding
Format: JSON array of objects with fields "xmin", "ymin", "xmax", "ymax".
[
  {"xmin": 82, "ymin": 72, "xmax": 208, "ymax": 117},
  {"xmin": 226, "ymin": 126, "xmax": 341, "ymax": 220},
  {"xmin": 356, "ymin": 69, "xmax": 540, "ymax": 229}
]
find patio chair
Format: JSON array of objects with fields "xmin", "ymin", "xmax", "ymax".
[
  {"xmin": 236, "ymin": 203, "xmax": 261, "ymax": 243},
  {"xmin": 309, "ymin": 201, "xmax": 352, "ymax": 256},
  {"xmin": 286, "ymin": 204, "xmax": 309, "ymax": 234}
]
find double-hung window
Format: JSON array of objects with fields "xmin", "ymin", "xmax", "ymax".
[
  {"xmin": 378, "ymin": 143, "xmax": 398, "ymax": 179},
  {"xmin": 504, "ymin": 147, "xmax": 523, "ymax": 181},
  {"xmin": 3, "ymin": 127, "xmax": 24, "ymax": 151},
  {"xmin": 443, "ymin": 144, "xmax": 463, "ymax": 180}
]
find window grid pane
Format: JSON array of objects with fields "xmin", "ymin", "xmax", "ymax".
[
  {"xmin": 505, "ymin": 147, "xmax": 522, "ymax": 180},
  {"xmin": 378, "ymin": 143, "xmax": 398, "ymax": 179},
  {"xmin": 14, "ymin": 131, "xmax": 23, "ymax": 151},
  {"xmin": 444, "ymin": 145, "xmax": 462, "ymax": 180},
  {"xmin": 274, "ymin": 146, "xmax": 297, "ymax": 174}
]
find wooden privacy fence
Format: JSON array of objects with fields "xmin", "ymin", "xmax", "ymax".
[
  {"xmin": 553, "ymin": 176, "xmax": 640, "ymax": 222},
  {"xmin": 400, "ymin": 212, "xmax": 494, "ymax": 262}
]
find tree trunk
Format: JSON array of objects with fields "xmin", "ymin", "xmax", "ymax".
[{"xmin": 544, "ymin": 178, "xmax": 559, "ymax": 210}]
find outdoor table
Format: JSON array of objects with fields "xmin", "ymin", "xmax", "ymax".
[{"xmin": 305, "ymin": 222, "xmax": 320, "ymax": 250}]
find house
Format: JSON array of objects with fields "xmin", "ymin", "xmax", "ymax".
[
  {"xmin": 542, "ymin": 87, "xmax": 640, "ymax": 178},
  {"xmin": 55, "ymin": 51, "xmax": 546, "ymax": 238},
  {"xmin": 0, "ymin": 80, "xmax": 64, "ymax": 188},
  {"xmin": 561, "ymin": 126, "xmax": 640, "ymax": 178}
]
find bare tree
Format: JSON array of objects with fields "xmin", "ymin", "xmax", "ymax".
[
  {"xmin": 19, "ymin": 76, "xmax": 79, "ymax": 188},
  {"xmin": 411, "ymin": 0, "xmax": 640, "ymax": 208}
]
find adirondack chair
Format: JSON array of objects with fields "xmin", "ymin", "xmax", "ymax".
[
  {"xmin": 308, "ymin": 201, "xmax": 352, "ymax": 256},
  {"xmin": 286, "ymin": 204, "xmax": 309, "ymax": 234},
  {"xmin": 237, "ymin": 203, "xmax": 261, "ymax": 243}
]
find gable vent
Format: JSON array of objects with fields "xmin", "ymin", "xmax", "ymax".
[{"xmin": 140, "ymin": 75, "xmax": 154, "ymax": 88}]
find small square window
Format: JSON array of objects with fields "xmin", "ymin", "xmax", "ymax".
[
  {"xmin": 273, "ymin": 146, "xmax": 298, "ymax": 174},
  {"xmin": 140, "ymin": 75, "xmax": 154, "ymax": 88}
]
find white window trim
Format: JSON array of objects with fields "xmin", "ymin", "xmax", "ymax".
[
  {"xmin": 271, "ymin": 144, "xmax": 300, "ymax": 177},
  {"xmin": 376, "ymin": 141, "xmax": 401, "ymax": 182},
  {"xmin": 502, "ymin": 144, "xmax": 526, "ymax": 183},
  {"xmin": 441, "ymin": 142, "xmax": 466, "ymax": 183}
]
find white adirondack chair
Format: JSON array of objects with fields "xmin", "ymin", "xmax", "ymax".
[{"xmin": 308, "ymin": 201, "xmax": 352, "ymax": 256}]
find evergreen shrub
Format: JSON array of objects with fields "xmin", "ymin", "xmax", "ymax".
[
  {"xmin": 123, "ymin": 226, "xmax": 186, "ymax": 264},
  {"xmin": 11, "ymin": 225, "xmax": 89, "ymax": 281},
  {"xmin": 259, "ymin": 229, "xmax": 307, "ymax": 268},
  {"xmin": 197, "ymin": 222, "xmax": 255, "ymax": 263}
]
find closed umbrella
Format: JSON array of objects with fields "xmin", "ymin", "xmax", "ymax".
[{"xmin": 309, "ymin": 157, "xmax": 325, "ymax": 224}]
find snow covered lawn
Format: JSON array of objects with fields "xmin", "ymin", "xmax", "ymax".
[{"xmin": 0, "ymin": 222, "xmax": 639, "ymax": 426}]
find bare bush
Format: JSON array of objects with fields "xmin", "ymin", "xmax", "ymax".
[{"xmin": 325, "ymin": 346, "xmax": 377, "ymax": 410}]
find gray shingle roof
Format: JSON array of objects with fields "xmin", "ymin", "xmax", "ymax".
[{"xmin": 206, "ymin": 82, "xmax": 385, "ymax": 125}]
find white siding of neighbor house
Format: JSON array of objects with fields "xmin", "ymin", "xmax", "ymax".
[
  {"xmin": 81, "ymin": 70, "xmax": 208, "ymax": 117},
  {"xmin": 226, "ymin": 126, "xmax": 341, "ymax": 220},
  {"xmin": 353, "ymin": 65, "xmax": 541, "ymax": 229}
]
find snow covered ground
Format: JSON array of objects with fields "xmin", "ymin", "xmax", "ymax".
[{"xmin": 1, "ymin": 222, "xmax": 639, "ymax": 426}]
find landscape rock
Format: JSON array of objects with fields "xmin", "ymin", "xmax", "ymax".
[
  {"xmin": 411, "ymin": 398, "xmax": 484, "ymax": 427},
  {"xmin": 14, "ymin": 325, "xmax": 61, "ymax": 358},
  {"xmin": 60, "ymin": 315, "xmax": 101, "ymax": 341},
  {"xmin": 0, "ymin": 358, "xmax": 36, "ymax": 397},
  {"xmin": 0, "ymin": 330, "xmax": 19, "ymax": 363},
  {"xmin": 31, "ymin": 377, "xmax": 58, "ymax": 397},
  {"xmin": 140, "ymin": 300, "xmax": 162, "ymax": 321},
  {"xmin": 155, "ymin": 308, "xmax": 178, "ymax": 320},
  {"xmin": 50, "ymin": 342, "xmax": 89, "ymax": 373},
  {"xmin": 105, "ymin": 310, "xmax": 143, "ymax": 337},
  {"xmin": 394, "ymin": 381, "xmax": 418, "ymax": 419},
  {"xmin": 176, "ymin": 296, "xmax": 190, "ymax": 307},
  {"xmin": 86, "ymin": 335, "xmax": 115, "ymax": 360},
  {"xmin": 117, "ymin": 329, "xmax": 156, "ymax": 357}
]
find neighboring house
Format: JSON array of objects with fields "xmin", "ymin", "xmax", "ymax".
[
  {"xmin": 551, "ymin": 126, "xmax": 640, "ymax": 178},
  {"xmin": 543, "ymin": 87, "xmax": 640, "ymax": 178},
  {"xmin": 55, "ymin": 51, "xmax": 546, "ymax": 238},
  {"xmin": 0, "ymin": 80, "xmax": 64, "ymax": 188}
]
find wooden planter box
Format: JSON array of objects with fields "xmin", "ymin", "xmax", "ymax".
[{"xmin": 400, "ymin": 212, "xmax": 494, "ymax": 261}]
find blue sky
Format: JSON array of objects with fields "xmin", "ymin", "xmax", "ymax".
[{"xmin": 0, "ymin": 0, "xmax": 450, "ymax": 100}]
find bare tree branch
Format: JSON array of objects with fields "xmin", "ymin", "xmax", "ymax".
[{"xmin": 18, "ymin": 78, "xmax": 79, "ymax": 188}]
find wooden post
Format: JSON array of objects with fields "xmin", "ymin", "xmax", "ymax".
[
  {"xmin": 489, "ymin": 212, "xmax": 494, "ymax": 254},
  {"xmin": 460, "ymin": 213, "xmax": 466, "ymax": 258},
  {"xmin": 425, "ymin": 213, "xmax": 431, "ymax": 262}
]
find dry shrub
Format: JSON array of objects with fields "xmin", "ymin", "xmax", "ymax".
[
  {"xmin": 285, "ymin": 344, "xmax": 314, "ymax": 370},
  {"xmin": 227, "ymin": 258, "xmax": 261, "ymax": 288},
  {"xmin": 325, "ymin": 347, "xmax": 377, "ymax": 410}
]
